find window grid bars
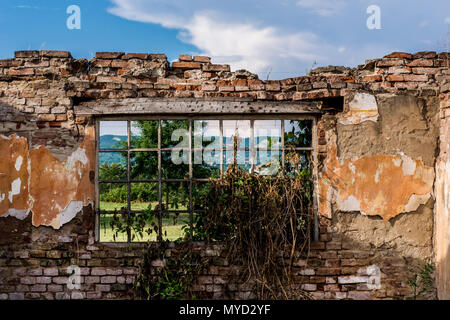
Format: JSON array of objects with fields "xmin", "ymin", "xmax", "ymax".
[{"xmin": 97, "ymin": 118, "xmax": 315, "ymax": 243}]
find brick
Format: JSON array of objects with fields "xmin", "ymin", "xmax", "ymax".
[
  {"xmin": 29, "ymin": 284, "xmax": 46, "ymax": 292},
  {"xmin": 111, "ymin": 60, "xmax": 129, "ymax": 68},
  {"xmin": 386, "ymin": 74, "xmax": 405, "ymax": 82},
  {"xmin": 338, "ymin": 276, "xmax": 368, "ymax": 284},
  {"xmin": 122, "ymin": 53, "xmax": 148, "ymax": 60},
  {"xmin": 15, "ymin": 285, "xmax": 30, "ymax": 292},
  {"xmin": 348, "ymin": 291, "xmax": 371, "ymax": 300},
  {"xmin": 55, "ymin": 292, "xmax": 71, "ymax": 300},
  {"xmin": 8, "ymin": 68, "xmax": 35, "ymax": 76},
  {"xmin": 384, "ymin": 52, "xmax": 412, "ymax": 59},
  {"xmin": 106, "ymin": 268, "xmax": 122, "ymax": 276},
  {"xmin": 316, "ymin": 268, "xmax": 341, "ymax": 276},
  {"xmin": 326, "ymin": 242, "xmax": 341, "ymax": 250},
  {"xmin": 36, "ymin": 277, "xmax": 52, "ymax": 284},
  {"xmin": 403, "ymin": 74, "xmax": 428, "ymax": 82},
  {"xmin": 193, "ymin": 56, "xmax": 211, "ymax": 63},
  {"xmin": 44, "ymin": 268, "xmax": 58, "ymax": 276},
  {"xmin": 377, "ymin": 59, "xmax": 405, "ymax": 67},
  {"xmin": 91, "ymin": 59, "xmax": 112, "ymax": 67},
  {"xmin": 39, "ymin": 114, "xmax": 56, "ymax": 121},
  {"xmin": 25, "ymin": 60, "xmax": 50, "ymax": 68},
  {"xmin": 413, "ymin": 51, "xmax": 436, "ymax": 59},
  {"xmin": 52, "ymin": 277, "xmax": 68, "ymax": 285},
  {"xmin": 178, "ymin": 54, "xmax": 192, "ymax": 61},
  {"xmin": 202, "ymin": 64, "xmax": 230, "ymax": 72},
  {"xmin": 299, "ymin": 268, "xmax": 315, "ymax": 276},
  {"xmin": 40, "ymin": 50, "xmax": 71, "ymax": 58},
  {"xmin": 51, "ymin": 107, "xmax": 66, "ymax": 114},
  {"xmin": 363, "ymin": 75, "xmax": 382, "ymax": 82},
  {"xmin": 47, "ymin": 284, "xmax": 63, "ymax": 292},
  {"xmin": 96, "ymin": 284, "xmax": 111, "ymax": 292},
  {"xmin": 15, "ymin": 50, "xmax": 39, "ymax": 58},
  {"xmin": 101, "ymin": 276, "xmax": 116, "ymax": 284},
  {"xmin": 335, "ymin": 292, "xmax": 347, "ymax": 300},
  {"xmin": 20, "ymin": 277, "xmax": 36, "ymax": 285},
  {"xmin": 324, "ymin": 284, "xmax": 340, "ymax": 292},
  {"xmin": 301, "ymin": 284, "xmax": 317, "ymax": 291},
  {"xmin": 310, "ymin": 241, "xmax": 325, "ymax": 250},
  {"xmin": 172, "ymin": 62, "xmax": 201, "ymax": 69},
  {"xmin": 198, "ymin": 276, "xmax": 213, "ymax": 284},
  {"xmin": 27, "ymin": 268, "xmax": 43, "ymax": 276},
  {"xmin": 412, "ymin": 67, "xmax": 439, "ymax": 75},
  {"xmin": 407, "ymin": 59, "xmax": 433, "ymax": 67},
  {"xmin": 0, "ymin": 59, "xmax": 22, "ymax": 67},
  {"xmin": 265, "ymin": 81, "xmax": 281, "ymax": 91},
  {"xmin": 96, "ymin": 52, "xmax": 124, "ymax": 59},
  {"xmin": 9, "ymin": 293, "xmax": 25, "ymax": 300},
  {"xmin": 87, "ymin": 292, "xmax": 102, "ymax": 299}
]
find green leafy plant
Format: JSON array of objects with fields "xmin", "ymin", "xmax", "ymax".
[
  {"xmin": 132, "ymin": 134, "xmax": 313, "ymax": 300},
  {"xmin": 134, "ymin": 242, "xmax": 210, "ymax": 300},
  {"xmin": 407, "ymin": 262, "xmax": 435, "ymax": 300},
  {"xmin": 110, "ymin": 204, "xmax": 157, "ymax": 241}
]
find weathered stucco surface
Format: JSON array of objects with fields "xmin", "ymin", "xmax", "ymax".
[
  {"xmin": 0, "ymin": 128, "xmax": 94, "ymax": 229},
  {"xmin": 435, "ymin": 91, "xmax": 450, "ymax": 300},
  {"xmin": 338, "ymin": 92, "xmax": 379, "ymax": 125},
  {"xmin": 0, "ymin": 134, "xmax": 29, "ymax": 220},
  {"xmin": 319, "ymin": 131, "xmax": 435, "ymax": 220},
  {"xmin": 0, "ymin": 50, "xmax": 448, "ymax": 300},
  {"xmin": 319, "ymin": 94, "xmax": 438, "ymax": 221}
]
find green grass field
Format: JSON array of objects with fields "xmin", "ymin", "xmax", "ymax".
[{"xmin": 99, "ymin": 202, "xmax": 189, "ymax": 242}]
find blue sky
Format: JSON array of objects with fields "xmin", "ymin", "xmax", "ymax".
[{"xmin": 0, "ymin": 0, "xmax": 448, "ymax": 79}]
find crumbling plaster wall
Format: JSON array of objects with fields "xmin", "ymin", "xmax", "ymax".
[
  {"xmin": 435, "ymin": 84, "xmax": 450, "ymax": 300},
  {"xmin": 318, "ymin": 93, "xmax": 439, "ymax": 260},
  {"xmin": 0, "ymin": 50, "xmax": 448, "ymax": 300}
]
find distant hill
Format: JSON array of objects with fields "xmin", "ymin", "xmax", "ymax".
[
  {"xmin": 100, "ymin": 134, "xmax": 127, "ymax": 149},
  {"xmin": 100, "ymin": 135, "xmax": 127, "ymax": 165}
]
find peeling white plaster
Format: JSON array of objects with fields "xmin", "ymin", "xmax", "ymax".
[
  {"xmin": 348, "ymin": 162, "xmax": 356, "ymax": 174},
  {"xmin": 339, "ymin": 93, "xmax": 379, "ymax": 125},
  {"xmin": 337, "ymin": 195, "xmax": 361, "ymax": 212},
  {"xmin": 358, "ymin": 265, "xmax": 381, "ymax": 290},
  {"xmin": 2, "ymin": 209, "xmax": 29, "ymax": 220},
  {"xmin": 404, "ymin": 193, "xmax": 431, "ymax": 212},
  {"xmin": 15, "ymin": 155, "xmax": 23, "ymax": 171},
  {"xmin": 392, "ymin": 158, "xmax": 402, "ymax": 167},
  {"xmin": 49, "ymin": 200, "xmax": 83, "ymax": 229},
  {"xmin": 375, "ymin": 167, "xmax": 382, "ymax": 183},
  {"xmin": 65, "ymin": 148, "xmax": 88, "ymax": 179},
  {"xmin": 8, "ymin": 178, "xmax": 21, "ymax": 203},
  {"xmin": 401, "ymin": 155, "xmax": 417, "ymax": 176}
]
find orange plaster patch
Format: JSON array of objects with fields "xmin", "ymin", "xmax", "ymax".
[
  {"xmin": 0, "ymin": 134, "xmax": 29, "ymax": 219},
  {"xmin": 29, "ymin": 127, "xmax": 95, "ymax": 228},
  {"xmin": 319, "ymin": 134, "xmax": 434, "ymax": 221}
]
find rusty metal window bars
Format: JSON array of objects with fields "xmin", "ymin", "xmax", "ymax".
[{"xmin": 95, "ymin": 116, "xmax": 317, "ymax": 243}]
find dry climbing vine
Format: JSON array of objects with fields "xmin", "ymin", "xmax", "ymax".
[{"xmin": 133, "ymin": 135, "xmax": 313, "ymax": 300}]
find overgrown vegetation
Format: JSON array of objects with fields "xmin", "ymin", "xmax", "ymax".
[
  {"xmin": 407, "ymin": 262, "xmax": 436, "ymax": 300},
  {"xmin": 132, "ymin": 136, "xmax": 314, "ymax": 300}
]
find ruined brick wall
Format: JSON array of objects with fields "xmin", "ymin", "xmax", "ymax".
[{"xmin": 0, "ymin": 50, "xmax": 448, "ymax": 300}]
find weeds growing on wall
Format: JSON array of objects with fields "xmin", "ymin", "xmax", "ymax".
[
  {"xmin": 407, "ymin": 262, "xmax": 436, "ymax": 300},
  {"xmin": 132, "ymin": 135, "xmax": 314, "ymax": 300}
]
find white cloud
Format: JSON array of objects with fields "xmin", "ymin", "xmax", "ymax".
[
  {"xmin": 108, "ymin": 0, "xmax": 339, "ymax": 77},
  {"xmin": 445, "ymin": 17, "xmax": 450, "ymax": 24},
  {"xmin": 296, "ymin": 0, "xmax": 347, "ymax": 17},
  {"xmin": 107, "ymin": 0, "xmax": 395, "ymax": 78}
]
